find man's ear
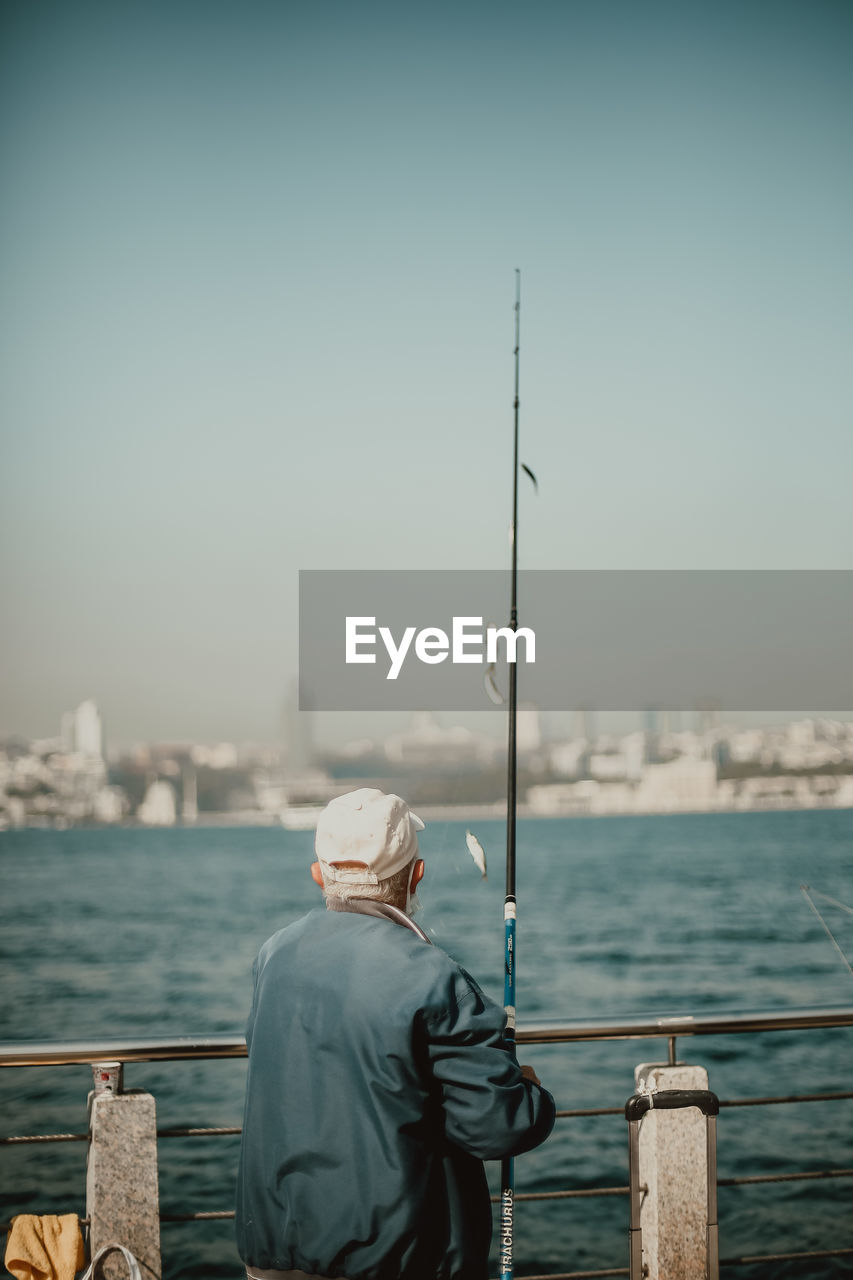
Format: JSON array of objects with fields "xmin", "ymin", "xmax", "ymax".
[
  {"xmin": 310, "ymin": 861, "xmax": 324, "ymax": 888},
  {"xmin": 410, "ymin": 859, "xmax": 425, "ymax": 891}
]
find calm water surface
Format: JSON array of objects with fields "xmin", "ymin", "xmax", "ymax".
[{"xmin": 2, "ymin": 809, "xmax": 852, "ymax": 1277}]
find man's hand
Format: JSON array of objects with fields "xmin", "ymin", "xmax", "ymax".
[{"xmin": 520, "ymin": 1063, "xmax": 541, "ymax": 1086}]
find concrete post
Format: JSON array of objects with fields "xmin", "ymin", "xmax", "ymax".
[
  {"xmin": 86, "ymin": 1065, "xmax": 162, "ymax": 1280},
  {"xmin": 633, "ymin": 1062, "xmax": 713, "ymax": 1280}
]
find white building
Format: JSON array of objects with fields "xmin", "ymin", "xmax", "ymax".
[
  {"xmin": 190, "ymin": 742, "xmax": 238, "ymax": 769},
  {"xmin": 384, "ymin": 713, "xmax": 499, "ymax": 769},
  {"xmin": 93, "ymin": 786, "xmax": 128, "ymax": 824},
  {"xmin": 633, "ymin": 756, "xmax": 718, "ymax": 814},
  {"xmin": 588, "ymin": 752, "xmax": 628, "ymax": 781},
  {"xmin": 182, "ymin": 768, "xmax": 198, "ymax": 823},
  {"xmin": 549, "ymin": 739, "xmax": 588, "ymax": 779},
  {"xmin": 138, "ymin": 780, "xmax": 177, "ymax": 826},
  {"xmin": 516, "ymin": 706, "xmax": 542, "ymax": 755},
  {"xmin": 61, "ymin": 700, "xmax": 104, "ymax": 758}
]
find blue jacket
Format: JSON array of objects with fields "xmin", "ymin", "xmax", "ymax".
[{"xmin": 235, "ymin": 907, "xmax": 555, "ymax": 1280}]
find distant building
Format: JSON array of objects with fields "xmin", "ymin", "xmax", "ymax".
[
  {"xmin": 633, "ymin": 756, "xmax": 718, "ymax": 813},
  {"xmin": 517, "ymin": 705, "xmax": 542, "ymax": 755},
  {"xmin": 588, "ymin": 752, "xmax": 629, "ymax": 782},
  {"xmin": 384, "ymin": 712, "xmax": 498, "ymax": 770},
  {"xmin": 182, "ymin": 768, "xmax": 198, "ymax": 823},
  {"xmin": 283, "ymin": 680, "xmax": 315, "ymax": 772},
  {"xmin": 138, "ymin": 780, "xmax": 177, "ymax": 826},
  {"xmin": 623, "ymin": 731, "xmax": 647, "ymax": 782},
  {"xmin": 549, "ymin": 739, "xmax": 588, "ymax": 779},
  {"xmin": 61, "ymin": 700, "xmax": 104, "ymax": 758},
  {"xmin": 572, "ymin": 709, "xmax": 595, "ymax": 743},
  {"xmin": 92, "ymin": 786, "xmax": 128, "ymax": 824},
  {"xmin": 190, "ymin": 742, "xmax": 238, "ymax": 769}
]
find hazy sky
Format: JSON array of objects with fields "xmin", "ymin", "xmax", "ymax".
[{"xmin": 2, "ymin": 1, "xmax": 851, "ymax": 747}]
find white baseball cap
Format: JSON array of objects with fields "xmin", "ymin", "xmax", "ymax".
[{"xmin": 315, "ymin": 788, "xmax": 425, "ymax": 886}]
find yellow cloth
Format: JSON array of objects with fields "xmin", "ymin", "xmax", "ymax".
[{"xmin": 4, "ymin": 1215, "xmax": 84, "ymax": 1280}]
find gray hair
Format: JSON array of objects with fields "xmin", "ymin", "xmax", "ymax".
[{"xmin": 322, "ymin": 860, "xmax": 414, "ymax": 907}]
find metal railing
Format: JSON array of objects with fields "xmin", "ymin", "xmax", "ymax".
[
  {"xmin": 3, "ymin": 1003, "xmax": 853, "ymax": 1068},
  {"xmin": 2, "ymin": 1004, "xmax": 852, "ymax": 1276}
]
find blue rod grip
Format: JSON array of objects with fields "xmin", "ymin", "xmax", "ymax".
[{"xmin": 504, "ymin": 902, "xmax": 516, "ymax": 1035}]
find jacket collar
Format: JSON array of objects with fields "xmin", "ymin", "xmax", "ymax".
[{"xmin": 326, "ymin": 896, "xmax": 431, "ymax": 944}]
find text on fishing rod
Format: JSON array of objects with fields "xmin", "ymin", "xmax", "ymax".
[{"xmin": 346, "ymin": 617, "xmax": 536, "ymax": 680}]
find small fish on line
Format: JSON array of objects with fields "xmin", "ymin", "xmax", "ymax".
[
  {"xmin": 484, "ymin": 663, "xmax": 504, "ymax": 706},
  {"xmin": 466, "ymin": 831, "xmax": 487, "ymax": 879}
]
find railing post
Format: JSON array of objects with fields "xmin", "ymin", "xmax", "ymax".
[
  {"xmin": 631, "ymin": 1062, "xmax": 717, "ymax": 1280},
  {"xmin": 627, "ymin": 1108, "xmax": 644, "ymax": 1279},
  {"xmin": 86, "ymin": 1063, "xmax": 162, "ymax": 1280}
]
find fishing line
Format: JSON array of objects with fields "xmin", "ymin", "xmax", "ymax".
[
  {"xmin": 807, "ymin": 888, "xmax": 853, "ymax": 918},
  {"xmin": 800, "ymin": 884, "xmax": 853, "ymax": 980}
]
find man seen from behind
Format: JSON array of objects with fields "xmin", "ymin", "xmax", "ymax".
[{"xmin": 236, "ymin": 787, "xmax": 556, "ymax": 1280}]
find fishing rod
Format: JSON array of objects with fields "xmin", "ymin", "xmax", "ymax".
[{"xmin": 499, "ymin": 269, "xmax": 522, "ymax": 1280}]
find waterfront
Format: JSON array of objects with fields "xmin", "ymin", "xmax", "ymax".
[
  {"xmin": 6, "ymin": 706, "xmax": 853, "ymax": 831},
  {"xmin": 2, "ymin": 809, "xmax": 852, "ymax": 1277}
]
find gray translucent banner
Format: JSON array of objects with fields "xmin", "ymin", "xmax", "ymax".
[{"xmin": 299, "ymin": 570, "xmax": 852, "ymax": 712}]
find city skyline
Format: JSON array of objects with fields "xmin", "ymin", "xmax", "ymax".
[
  {"xmin": 4, "ymin": 695, "xmax": 852, "ymax": 758},
  {"xmin": 3, "ymin": 2, "xmax": 851, "ymax": 745},
  {"xmin": 4, "ymin": 697, "xmax": 853, "ymax": 831}
]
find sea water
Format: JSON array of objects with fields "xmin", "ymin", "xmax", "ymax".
[{"xmin": 2, "ymin": 809, "xmax": 852, "ymax": 1278}]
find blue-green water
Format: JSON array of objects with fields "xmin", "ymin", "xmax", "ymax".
[{"xmin": 2, "ymin": 810, "xmax": 853, "ymax": 1278}]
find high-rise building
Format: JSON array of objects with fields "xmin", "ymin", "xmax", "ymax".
[
  {"xmin": 283, "ymin": 679, "xmax": 315, "ymax": 773},
  {"xmin": 61, "ymin": 700, "xmax": 104, "ymax": 758},
  {"xmin": 517, "ymin": 704, "xmax": 542, "ymax": 755},
  {"xmin": 182, "ymin": 767, "xmax": 198, "ymax": 823},
  {"xmin": 572, "ymin": 708, "xmax": 595, "ymax": 744}
]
